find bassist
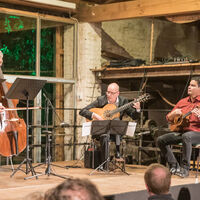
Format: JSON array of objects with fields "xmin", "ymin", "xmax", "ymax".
[
  {"xmin": 157, "ymin": 76, "xmax": 200, "ymax": 178},
  {"xmin": 79, "ymin": 82, "xmax": 140, "ymax": 162}
]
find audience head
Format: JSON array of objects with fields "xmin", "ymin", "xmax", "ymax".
[
  {"xmin": 177, "ymin": 187, "xmax": 191, "ymax": 200},
  {"xmin": 44, "ymin": 178, "xmax": 104, "ymax": 200},
  {"xmin": 24, "ymin": 191, "xmax": 44, "ymax": 200},
  {"xmin": 144, "ymin": 163, "xmax": 171, "ymax": 196}
]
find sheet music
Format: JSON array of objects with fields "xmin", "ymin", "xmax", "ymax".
[
  {"xmin": 82, "ymin": 122, "xmax": 92, "ymax": 136},
  {"xmin": 126, "ymin": 122, "xmax": 137, "ymax": 137}
]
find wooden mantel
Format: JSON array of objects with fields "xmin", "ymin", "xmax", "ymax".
[{"xmin": 91, "ymin": 63, "xmax": 200, "ymax": 79}]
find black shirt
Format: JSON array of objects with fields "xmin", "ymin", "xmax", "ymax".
[{"xmin": 148, "ymin": 193, "xmax": 174, "ymax": 200}]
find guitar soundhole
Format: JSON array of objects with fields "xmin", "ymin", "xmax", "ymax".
[{"xmin": 104, "ymin": 110, "xmax": 111, "ymax": 120}]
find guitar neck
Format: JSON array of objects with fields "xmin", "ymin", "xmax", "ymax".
[{"xmin": 109, "ymin": 100, "xmax": 136, "ymax": 116}]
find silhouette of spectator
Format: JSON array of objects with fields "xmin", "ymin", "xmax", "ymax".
[
  {"xmin": 24, "ymin": 191, "xmax": 44, "ymax": 200},
  {"xmin": 177, "ymin": 187, "xmax": 191, "ymax": 200},
  {"xmin": 144, "ymin": 163, "xmax": 174, "ymax": 200},
  {"xmin": 44, "ymin": 178, "xmax": 104, "ymax": 200}
]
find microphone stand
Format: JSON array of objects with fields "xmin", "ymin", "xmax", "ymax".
[
  {"xmin": 25, "ymin": 93, "xmax": 69, "ymax": 180},
  {"xmin": 43, "ymin": 93, "xmax": 69, "ymax": 128}
]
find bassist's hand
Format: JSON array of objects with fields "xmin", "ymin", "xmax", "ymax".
[
  {"xmin": 92, "ymin": 113, "xmax": 103, "ymax": 120},
  {"xmin": 0, "ymin": 103, "xmax": 5, "ymax": 112}
]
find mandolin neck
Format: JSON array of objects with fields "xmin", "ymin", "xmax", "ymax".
[{"xmin": 182, "ymin": 107, "xmax": 196, "ymax": 119}]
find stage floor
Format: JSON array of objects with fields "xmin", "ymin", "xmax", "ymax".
[{"xmin": 0, "ymin": 161, "xmax": 199, "ymax": 200}]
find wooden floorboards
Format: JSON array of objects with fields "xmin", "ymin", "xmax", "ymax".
[{"xmin": 0, "ymin": 161, "xmax": 199, "ymax": 200}]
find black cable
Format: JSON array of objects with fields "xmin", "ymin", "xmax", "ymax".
[
  {"xmin": 138, "ymin": 68, "xmax": 147, "ymax": 95},
  {"xmin": 179, "ymin": 66, "xmax": 194, "ymax": 100}
]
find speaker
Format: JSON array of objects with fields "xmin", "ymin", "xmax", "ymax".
[{"xmin": 84, "ymin": 150, "xmax": 101, "ymax": 169}]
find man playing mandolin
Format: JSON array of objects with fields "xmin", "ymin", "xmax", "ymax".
[
  {"xmin": 157, "ymin": 76, "xmax": 200, "ymax": 178},
  {"xmin": 79, "ymin": 82, "xmax": 141, "ymax": 161}
]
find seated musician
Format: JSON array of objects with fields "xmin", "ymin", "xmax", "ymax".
[
  {"xmin": 157, "ymin": 76, "xmax": 200, "ymax": 178},
  {"xmin": 79, "ymin": 82, "xmax": 140, "ymax": 162}
]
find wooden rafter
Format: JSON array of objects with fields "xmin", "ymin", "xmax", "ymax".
[{"xmin": 77, "ymin": 0, "xmax": 200, "ymax": 22}]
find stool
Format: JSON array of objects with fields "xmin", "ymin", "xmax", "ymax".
[
  {"xmin": 110, "ymin": 139, "xmax": 127, "ymax": 174},
  {"xmin": 111, "ymin": 157, "xmax": 126, "ymax": 173}
]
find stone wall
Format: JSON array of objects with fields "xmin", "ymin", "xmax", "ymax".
[
  {"xmin": 63, "ymin": 23, "xmax": 102, "ymax": 160},
  {"xmin": 102, "ymin": 18, "xmax": 200, "ymax": 64}
]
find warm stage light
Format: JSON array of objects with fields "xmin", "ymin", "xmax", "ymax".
[{"xmin": 24, "ymin": 0, "xmax": 76, "ymax": 10}]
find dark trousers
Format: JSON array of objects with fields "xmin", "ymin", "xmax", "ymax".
[
  {"xmin": 100, "ymin": 133, "xmax": 120, "ymax": 163},
  {"xmin": 157, "ymin": 131, "xmax": 200, "ymax": 169}
]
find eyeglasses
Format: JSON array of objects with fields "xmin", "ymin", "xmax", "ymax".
[{"xmin": 106, "ymin": 91, "xmax": 118, "ymax": 95}]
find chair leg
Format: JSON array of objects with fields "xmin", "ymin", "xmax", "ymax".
[{"xmin": 6, "ymin": 156, "xmax": 14, "ymax": 171}]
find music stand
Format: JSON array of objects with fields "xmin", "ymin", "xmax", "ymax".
[
  {"xmin": 5, "ymin": 78, "xmax": 46, "ymax": 179},
  {"xmin": 89, "ymin": 120, "xmax": 129, "ymax": 175}
]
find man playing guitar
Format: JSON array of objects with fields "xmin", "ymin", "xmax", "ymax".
[
  {"xmin": 79, "ymin": 82, "xmax": 140, "ymax": 162},
  {"xmin": 157, "ymin": 76, "xmax": 200, "ymax": 178}
]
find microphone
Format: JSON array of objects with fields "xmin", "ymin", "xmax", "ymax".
[{"xmin": 60, "ymin": 122, "xmax": 70, "ymax": 127}]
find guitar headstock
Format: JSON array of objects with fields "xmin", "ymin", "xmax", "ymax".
[{"xmin": 137, "ymin": 93, "xmax": 151, "ymax": 103}]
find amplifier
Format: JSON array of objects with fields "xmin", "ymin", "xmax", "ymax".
[{"xmin": 84, "ymin": 150, "xmax": 101, "ymax": 169}]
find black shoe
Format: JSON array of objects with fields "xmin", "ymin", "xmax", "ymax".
[
  {"xmin": 170, "ymin": 166, "xmax": 181, "ymax": 175},
  {"xmin": 175, "ymin": 168, "xmax": 189, "ymax": 178},
  {"xmin": 115, "ymin": 152, "xmax": 121, "ymax": 158}
]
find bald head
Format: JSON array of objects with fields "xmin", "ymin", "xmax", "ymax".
[
  {"xmin": 106, "ymin": 83, "xmax": 120, "ymax": 104},
  {"xmin": 107, "ymin": 83, "xmax": 119, "ymax": 92}
]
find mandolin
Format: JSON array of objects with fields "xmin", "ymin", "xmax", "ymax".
[
  {"xmin": 88, "ymin": 93, "xmax": 150, "ymax": 121},
  {"xmin": 170, "ymin": 106, "xmax": 200, "ymax": 132}
]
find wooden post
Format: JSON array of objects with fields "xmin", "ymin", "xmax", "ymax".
[
  {"xmin": 149, "ymin": 18, "xmax": 154, "ymax": 65},
  {"xmin": 55, "ymin": 26, "xmax": 64, "ymax": 161}
]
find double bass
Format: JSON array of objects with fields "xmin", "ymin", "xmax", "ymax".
[{"xmin": 0, "ymin": 68, "xmax": 27, "ymax": 157}]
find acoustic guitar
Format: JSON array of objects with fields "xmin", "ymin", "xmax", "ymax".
[
  {"xmin": 170, "ymin": 106, "xmax": 200, "ymax": 132},
  {"xmin": 88, "ymin": 93, "xmax": 150, "ymax": 121}
]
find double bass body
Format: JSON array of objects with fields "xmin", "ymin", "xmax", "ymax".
[{"xmin": 0, "ymin": 82, "xmax": 27, "ymax": 157}]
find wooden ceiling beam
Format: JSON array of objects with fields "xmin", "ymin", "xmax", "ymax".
[{"xmin": 77, "ymin": 0, "xmax": 200, "ymax": 22}]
